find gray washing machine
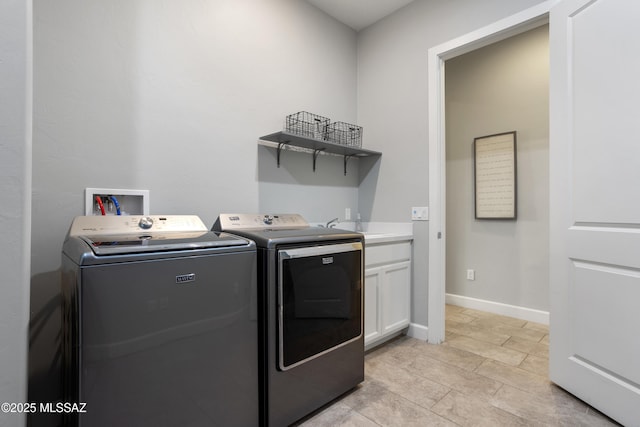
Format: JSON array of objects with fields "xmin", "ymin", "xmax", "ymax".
[{"xmin": 61, "ymin": 215, "xmax": 258, "ymax": 427}]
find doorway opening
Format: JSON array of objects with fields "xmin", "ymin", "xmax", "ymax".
[
  {"xmin": 427, "ymin": 2, "xmax": 553, "ymax": 344},
  {"xmin": 444, "ymin": 24, "xmax": 549, "ymax": 337}
]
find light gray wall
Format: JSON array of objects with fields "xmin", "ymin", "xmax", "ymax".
[
  {"xmin": 0, "ymin": 0, "xmax": 31, "ymax": 424},
  {"xmin": 445, "ymin": 25, "xmax": 550, "ymax": 311},
  {"xmin": 357, "ymin": 0, "xmax": 547, "ymax": 326},
  {"xmin": 33, "ymin": 0, "xmax": 358, "ymax": 277}
]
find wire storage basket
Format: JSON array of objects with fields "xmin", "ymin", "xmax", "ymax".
[
  {"xmin": 285, "ymin": 111, "xmax": 330, "ymax": 140},
  {"xmin": 325, "ymin": 121, "xmax": 363, "ymax": 148}
]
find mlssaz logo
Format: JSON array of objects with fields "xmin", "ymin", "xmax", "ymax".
[{"xmin": 176, "ymin": 273, "xmax": 196, "ymax": 284}]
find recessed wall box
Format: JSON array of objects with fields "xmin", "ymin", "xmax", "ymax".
[{"xmin": 85, "ymin": 188, "xmax": 149, "ymax": 216}]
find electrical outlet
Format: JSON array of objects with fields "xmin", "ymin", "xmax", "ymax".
[
  {"xmin": 411, "ymin": 206, "xmax": 429, "ymax": 221},
  {"xmin": 345, "ymin": 208, "xmax": 351, "ymax": 221},
  {"xmin": 466, "ymin": 269, "xmax": 475, "ymax": 281}
]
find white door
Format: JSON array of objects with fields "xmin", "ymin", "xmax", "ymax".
[{"xmin": 549, "ymin": 0, "xmax": 640, "ymax": 425}]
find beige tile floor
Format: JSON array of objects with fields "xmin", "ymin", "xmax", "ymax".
[{"xmin": 297, "ymin": 305, "xmax": 620, "ymax": 426}]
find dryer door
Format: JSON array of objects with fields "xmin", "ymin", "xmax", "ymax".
[{"xmin": 278, "ymin": 242, "xmax": 363, "ymax": 370}]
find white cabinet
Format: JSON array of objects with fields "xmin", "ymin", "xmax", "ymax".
[{"xmin": 364, "ymin": 240, "xmax": 412, "ymax": 350}]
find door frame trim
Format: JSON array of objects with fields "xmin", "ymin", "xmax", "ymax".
[{"xmin": 426, "ymin": 1, "xmax": 555, "ymax": 343}]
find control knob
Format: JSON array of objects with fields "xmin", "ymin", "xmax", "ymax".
[
  {"xmin": 138, "ymin": 216, "xmax": 154, "ymax": 230},
  {"xmin": 263, "ymin": 215, "xmax": 274, "ymax": 225}
]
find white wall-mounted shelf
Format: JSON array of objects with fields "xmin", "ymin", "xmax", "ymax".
[{"xmin": 259, "ymin": 131, "xmax": 381, "ymax": 175}]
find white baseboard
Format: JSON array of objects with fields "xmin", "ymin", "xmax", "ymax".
[
  {"xmin": 407, "ymin": 323, "xmax": 429, "ymax": 341},
  {"xmin": 446, "ymin": 294, "xmax": 549, "ymax": 325}
]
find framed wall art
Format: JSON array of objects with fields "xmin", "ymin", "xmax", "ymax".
[{"xmin": 473, "ymin": 131, "xmax": 517, "ymax": 219}]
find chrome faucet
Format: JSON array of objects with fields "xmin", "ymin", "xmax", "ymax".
[{"xmin": 326, "ymin": 217, "xmax": 339, "ymax": 228}]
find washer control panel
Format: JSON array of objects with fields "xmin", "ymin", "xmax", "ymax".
[
  {"xmin": 215, "ymin": 213, "xmax": 309, "ymax": 231},
  {"xmin": 68, "ymin": 215, "xmax": 208, "ymax": 237}
]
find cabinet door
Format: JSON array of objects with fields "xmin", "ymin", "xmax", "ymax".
[
  {"xmin": 381, "ymin": 261, "xmax": 411, "ymax": 335},
  {"xmin": 364, "ymin": 267, "xmax": 382, "ymax": 345}
]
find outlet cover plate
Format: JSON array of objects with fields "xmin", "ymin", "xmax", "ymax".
[{"xmin": 412, "ymin": 206, "xmax": 429, "ymax": 221}]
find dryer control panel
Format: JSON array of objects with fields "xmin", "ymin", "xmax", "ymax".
[{"xmin": 214, "ymin": 213, "xmax": 309, "ymax": 231}]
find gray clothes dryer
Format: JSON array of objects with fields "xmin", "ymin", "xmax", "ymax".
[
  {"xmin": 61, "ymin": 215, "xmax": 258, "ymax": 427},
  {"xmin": 214, "ymin": 214, "xmax": 364, "ymax": 427}
]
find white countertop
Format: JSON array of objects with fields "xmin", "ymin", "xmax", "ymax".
[
  {"xmin": 363, "ymin": 232, "xmax": 413, "ymax": 244},
  {"xmin": 311, "ymin": 221, "xmax": 413, "ymax": 245}
]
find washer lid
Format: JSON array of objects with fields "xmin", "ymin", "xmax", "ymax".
[{"xmin": 79, "ymin": 231, "xmax": 249, "ymax": 256}]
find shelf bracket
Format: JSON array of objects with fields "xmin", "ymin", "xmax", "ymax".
[
  {"xmin": 343, "ymin": 154, "xmax": 354, "ymax": 176},
  {"xmin": 276, "ymin": 141, "xmax": 290, "ymax": 168},
  {"xmin": 312, "ymin": 148, "xmax": 326, "ymax": 172}
]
